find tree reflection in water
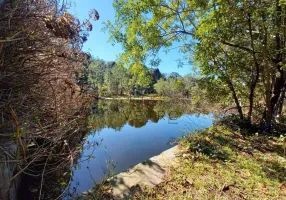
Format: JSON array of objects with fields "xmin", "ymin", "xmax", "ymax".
[
  {"xmin": 33, "ymin": 100, "xmax": 215, "ymax": 199},
  {"xmin": 87, "ymin": 100, "xmax": 211, "ymax": 132}
]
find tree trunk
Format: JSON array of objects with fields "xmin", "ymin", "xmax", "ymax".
[
  {"xmin": 213, "ymin": 58, "xmax": 244, "ymax": 120},
  {"xmin": 248, "ymin": 87, "xmax": 255, "ymax": 121},
  {"xmin": 278, "ymin": 96, "xmax": 285, "ymax": 116},
  {"xmin": 276, "ymin": 85, "xmax": 285, "ymax": 116},
  {"xmin": 262, "ymin": 49, "xmax": 273, "ymax": 132},
  {"xmin": 247, "ymin": 13, "xmax": 260, "ymax": 121},
  {"xmin": 263, "ymin": 0, "xmax": 286, "ymax": 127},
  {"xmin": 278, "ymin": 92, "xmax": 285, "ymax": 116},
  {"xmin": 247, "ymin": 68, "xmax": 259, "ymax": 121},
  {"xmin": 226, "ymin": 79, "xmax": 244, "ymax": 120},
  {"xmin": 129, "ymin": 85, "xmax": 133, "ymax": 100}
]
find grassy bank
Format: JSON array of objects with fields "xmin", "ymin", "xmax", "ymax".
[
  {"xmin": 83, "ymin": 120, "xmax": 286, "ymax": 200},
  {"xmin": 128, "ymin": 123, "xmax": 286, "ymax": 199}
]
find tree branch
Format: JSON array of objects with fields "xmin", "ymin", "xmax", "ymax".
[{"xmin": 220, "ymin": 40, "xmax": 259, "ymax": 53}]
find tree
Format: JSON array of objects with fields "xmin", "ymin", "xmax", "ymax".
[
  {"xmin": 111, "ymin": 65, "xmax": 130, "ymax": 95},
  {"xmin": 194, "ymin": 0, "xmax": 286, "ymax": 131},
  {"xmin": 107, "ymin": 0, "xmax": 286, "ymax": 132},
  {"xmin": 154, "ymin": 78, "xmax": 169, "ymax": 96},
  {"xmin": 169, "ymin": 72, "xmax": 182, "ymax": 79},
  {"xmin": 154, "ymin": 77, "xmax": 187, "ymax": 97},
  {"xmin": 150, "ymin": 68, "xmax": 163, "ymax": 82},
  {"xmin": 128, "ymin": 63, "xmax": 152, "ymax": 97},
  {"xmin": 104, "ymin": 63, "xmax": 129, "ymax": 96},
  {"xmin": 183, "ymin": 75, "xmax": 197, "ymax": 98},
  {"xmin": 88, "ymin": 59, "xmax": 106, "ymax": 94},
  {"xmin": 87, "ymin": 59, "xmax": 131, "ymax": 96}
]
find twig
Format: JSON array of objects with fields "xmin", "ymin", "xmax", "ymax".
[
  {"xmin": 48, "ymin": 81, "xmax": 58, "ymax": 122},
  {"xmin": 9, "ymin": 155, "xmax": 40, "ymax": 182},
  {"xmin": 39, "ymin": 150, "xmax": 52, "ymax": 200},
  {"xmin": 0, "ymin": 43, "xmax": 3, "ymax": 55},
  {"xmin": 0, "ymin": 146, "xmax": 15, "ymax": 159},
  {"xmin": 54, "ymin": 143, "xmax": 74, "ymax": 200},
  {"xmin": 8, "ymin": 104, "xmax": 27, "ymax": 163},
  {"xmin": 0, "ymin": 160, "xmax": 21, "ymax": 163}
]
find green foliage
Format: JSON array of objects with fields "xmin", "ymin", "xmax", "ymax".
[
  {"xmin": 128, "ymin": 63, "xmax": 153, "ymax": 95},
  {"xmin": 87, "ymin": 59, "xmax": 129, "ymax": 96},
  {"xmin": 87, "ymin": 58, "xmax": 170, "ymax": 97},
  {"xmin": 87, "ymin": 59, "xmax": 201, "ymax": 98},
  {"xmin": 105, "ymin": 0, "xmax": 199, "ymax": 67},
  {"xmin": 88, "ymin": 59, "xmax": 106, "ymax": 89},
  {"xmin": 154, "ymin": 76, "xmax": 197, "ymax": 98},
  {"xmin": 108, "ymin": 0, "xmax": 286, "ymax": 129}
]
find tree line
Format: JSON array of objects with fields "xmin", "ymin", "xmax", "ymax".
[{"xmin": 85, "ymin": 58, "xmax": 199, "ymax": 98}]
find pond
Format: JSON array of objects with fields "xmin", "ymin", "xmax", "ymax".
[{"xmin": 67, "ymin": 100, "xmax": 214, "ymax": 196}]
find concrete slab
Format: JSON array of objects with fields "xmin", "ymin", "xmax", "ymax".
[
  {"xmin": 110, "ymin": 146, "xmax": 179, "ymax": 199},
  {"xmin": 78, "ymin": 145, "xmax": 179, "ymax": 199}
]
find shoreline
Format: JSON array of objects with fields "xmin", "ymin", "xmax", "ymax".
[
  {"xmin": 98, "ymin": 96, "xmax": 192, "ymax": 101},
  {"xmin": 76, "ymin": 123, "xmax": 286, "ymax": 199},
  {"xmin": 77, "ymin": 146, "xmax": 179, "ymax": 199},
  {"xmin": 98, "ymin": 96, "xmax": 168, "ymax": 101}
]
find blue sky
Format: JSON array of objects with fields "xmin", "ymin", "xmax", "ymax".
[{"xmin": 71, "ymin": 0, "xmax": 192, "ymax": 75}]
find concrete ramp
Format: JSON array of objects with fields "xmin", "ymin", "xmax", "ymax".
[
  {"xmin": 78, "ymin": 145, "xmax": 179, "ymax": 199},
  {"xmin": 110, "ymin": 146, "xmax": 179, "ymax": 199}
]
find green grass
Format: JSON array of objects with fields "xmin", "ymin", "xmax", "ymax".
[{"xmin": 129, "ymin": 124, "xmax": 286, "ymax": 200}]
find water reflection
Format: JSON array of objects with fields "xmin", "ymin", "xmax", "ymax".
[
  {"xmin": 67, "ymin": 100, "xmax": 214, "ymax": 197},
  {"xmin": 87, "ymin": 100, "xmax": 211, "ymax": 131}
]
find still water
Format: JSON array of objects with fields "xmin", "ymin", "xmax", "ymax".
[{"xmin": 68, "ymin": 100, "xmax": 214, "ymax": 195}]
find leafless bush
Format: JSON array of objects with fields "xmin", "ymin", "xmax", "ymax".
[{"xmin": 0, "ymin": 0, "xmax": 99, "ymax": 198}]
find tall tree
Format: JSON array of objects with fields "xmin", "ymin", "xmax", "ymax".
[
  {"xmin": 128, "ymin": 63, "xmax": 152, "ymax": 97},
  {"xmin": 107, "ymin": 0, "xmax": 286, "ymax": 131}
]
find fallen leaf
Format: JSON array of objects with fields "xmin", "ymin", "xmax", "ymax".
[{"xmin": 280, "ymin": 184, "xmax": 286, "ymax": 190}]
